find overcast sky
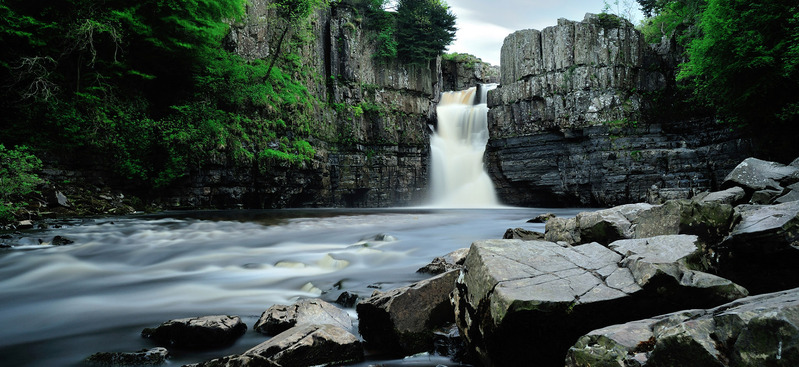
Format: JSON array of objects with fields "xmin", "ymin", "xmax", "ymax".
[{"xmin": 445, "ymin": 0, "xmax": 644, "ymax": 65}]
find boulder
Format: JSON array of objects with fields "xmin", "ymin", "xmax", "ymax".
[
  {"xmin": 698, "ymin": 186, "xmax": 746, "ymax": 205},
  {"xmin": 722, "ymin": 157, "xmax": 799, "ymax": 194},
  {"xmin": 546, "ymin": 200, "xmax": 736, "ymax": 245},
  {"xmin": 357, "ymin": 269, "xmax": 459, "ymax": 355},
  {"xmin": 567, "ymin": 287, "xmax": 799, "ymax": 367},
  {"xmin": 632, "ymin": 199, "xmax": 735, "ymax": 243},
  {"xmin": 545, "ymin": 203, "xmax": 653, "ymax": 245},
  {"xmin": 502, "ymin": 227, "xmax": 545, "ymax": 240},
  {"xmin": 716, "ymin": 201, "xmax": 799, "ymax": 293},
  {"xmin": 141, "ymin": 315, "xmax": 246, "ymax": 349},
  {"xmin": 253, "ymin": 299, "xmax": 351, "ymax": 336},
  {"xmin": 527, "ymin": 213, "xmax": 556, "ymax": 223},
  {"xmin": 334, "ymin": 291, "xmax": 359, "ymax": 308},
  {"xmin": 246, "ymin": 324, "xmax": 363, "ymax": 367},
  {"xmin": 452, "ymin": 238, "xmax": 746, "ymax": 366},
  {"xmin": 417, "ymin": 248, "xmax": 468, "ymax": 274},
  {"xmin": 776, "ymin": 183, "xmax": 799, "ymax": 203},
  {"xmin": 86, "ymin": 347, "xmax": 169, "ymax": 366}
]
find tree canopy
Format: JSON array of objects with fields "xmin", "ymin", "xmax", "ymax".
[{"xmin": 395, "ymin": 0, "xmax": 457, "ymax": 64}]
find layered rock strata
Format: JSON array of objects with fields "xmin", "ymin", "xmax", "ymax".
[{"xmin": 486, "ymin": 14, "xmax": 752, "ymax": 206}]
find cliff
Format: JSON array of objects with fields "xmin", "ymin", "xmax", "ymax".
[
  {"xmin": 162, "ymin": 1, "xmax": 444, "ymax": 208},
  {"xmin": 486, "ymin": 14, "xmax": 753, "ymax": 206}
]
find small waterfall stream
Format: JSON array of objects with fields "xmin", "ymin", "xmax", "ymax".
[{"xmin": 429, "ymin": 84, "xmax": 499, "ymax": 207}]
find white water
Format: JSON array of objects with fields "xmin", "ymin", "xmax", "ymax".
[
  {"xmin": 0, "ymin": 208, "xmax": 586, "ymax": 366},
  {"xmin": 430, "ymin": 85, "xmax": 499, "ymax": 208}
]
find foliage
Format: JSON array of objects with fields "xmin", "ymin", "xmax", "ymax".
[
  {"xmin": 0, "ymin": 145, "xmax": 42, "ymax": 221},
  {"xmin": 441, "ymin": 52, "xmax": 483, "ymax": 68},
  {"xmin": 394, "ymin": 0, "xmax": 457, "ymax": 64},
  {"xmin": 636, "ymin": 0, "xmax": 706, "ymax": 44},
  {"xmin": 678, "ymin": 0, "xmax": 799, "ymax": 126},
  {"xmin": 0, "ymin": 0, "xmax": 322, "ymax": 191},
  {"xmin": 602, "ymin": 0, "xmax": 640, "ymax": 24}
]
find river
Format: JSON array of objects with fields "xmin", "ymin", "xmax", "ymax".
[{"xmin": 0, "ymin": 207, "xmax": 585, "ymax": 366}]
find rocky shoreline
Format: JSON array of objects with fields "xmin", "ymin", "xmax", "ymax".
[{"xmin": 69, "ymin": 154, "xmax": 799, "ymax": 366}]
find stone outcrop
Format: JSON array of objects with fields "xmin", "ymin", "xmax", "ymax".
[
  {"xmin": 357, "ymin": 269, "xmax": 459, "ymax": 355},
  {"xmin": 253, "ymin": 299, "xmax": 352, "ymax": 336},
  {"xmin": 567, "ymin": 287, "xmax": 799, "ymax": 367},
  {"xmin": 722, "ymin": 157, "xmax": 799, "ymax": 204},
  {"xmin": 441, "ymin": 55, "xmax": 498, "ymax": 91},
  {"xmin": 486, "ymin": 13, "xmax": 752, "ymax": 207},
  {"xmin": 141, "ymin": 315, "xmax": 246, "ymax": 349},
  {"xmin": 452, "ymin": 238, "xmax": 746, "ymax": 366},
  {"xmin": 86, "ymin": 347, "xmax": 169, "ymax": 366}
]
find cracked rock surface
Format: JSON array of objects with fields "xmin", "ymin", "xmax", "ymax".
[
  {"xmin": 567, "ymin": 287, "xmax": 799, "ymax": 367},
  {"xmin": 453, "ymin": 237, "xmax": 747, "ymax": 366},
  {"xmin": 253, "ymin": 298, "xmax": 352, "ymax": 336}
]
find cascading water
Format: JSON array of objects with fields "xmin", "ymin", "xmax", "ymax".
[{"xmin": 429, "ymin": 84, "xmax": 499, "ymax": 207}]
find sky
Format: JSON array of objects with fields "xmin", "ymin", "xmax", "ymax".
[{"xmin": 445, "ymin": 0, "xmax": 645, "ymax": 65}]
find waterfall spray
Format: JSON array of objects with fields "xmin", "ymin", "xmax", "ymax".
[{"xmin": 429, "ymin": 84, "xmax": 499, "ymax": 208}]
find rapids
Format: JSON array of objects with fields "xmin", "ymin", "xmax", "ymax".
[{"xmin": 0, "ymin": 208, "xmax": 583, "ymax": 366}]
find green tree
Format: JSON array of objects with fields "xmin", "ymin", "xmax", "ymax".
[
  {"xmin": 395, "ymin": 0, "xmax": 456, "ymax": 64},
  {"xmin": 267, "ymin": 0, "xmax": 324, "ymax": 76},
  {"xmin": 678, "ymin": 0, "xmax": 799, "ymax": 125},
  {"xmin": 0, "ymin": 145, "xmax": 42, "ymax": 222}
]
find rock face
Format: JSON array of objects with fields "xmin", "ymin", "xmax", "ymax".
[
  {"xmin": 486, "ymin": 13, "xmax": 752, "ymax": 206},
  {"xmin": 141, "ymin": 315, "xmax": 246, "ymax": 349},
  {"xmin": 357, "ymin": 269, "xmax": 459, "ymax": 355},
  {"xmin": 452, "ymin": 238, "xmax": 746, "ymax": 366},
  {"xmin": 567, "ymin": 287, "xmax": 799, "ymax": 367},
  {"xmin": 441, "ymin": 56, "xmax": 498, "ymax": 91},
  {"xmin": 253, "ymin": 299, "xmax": 352, "ymax": 336}
]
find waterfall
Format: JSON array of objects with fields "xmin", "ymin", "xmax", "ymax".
[{"xmin": 429, "ymin": 84, "xmax": 499, "ymax": 208}]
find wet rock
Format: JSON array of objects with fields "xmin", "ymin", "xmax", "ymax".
[
  {"xmin": 751, "ymin": 188, "xmax": 784, "ymax": 204},
  {"xmin": 253, "ymin": 299, "xmax": 351, "ymax": 336},
  {"xmin": 699, "ymin": 186, "xmax": 746, "ymax": 205},
  {"xmin": 51, "ymin": 235, "xmax": 74, "ymax": 246},
  {"xmin": 86, "ymin": 347, "xmax": 168, "ymax": 366},
  {"xmin": 567, "ymin": 287, "xmax": 799, "ymax": 367},
  {"xmin": 722, "ymin": 157, "xmax": 799, "ymax": 194},
  {"xmin": 335, "ymin": 291, "xmax": 359, "ymax": 308},
  {"xmin": 357, "ymin": 269, "xmax": 459, "ymax": 355},
  {"xmin": 55, "ymin": 191, "xmax": 70, "ymax": 207},
  {"xmin": 502, "ymin": 227, "xmax": 545, "ymax": 240},
  {"xmin": 452, "ymin": 238, "xmax": 746, "ymax": 366},
  {"xmin": 527, "ymin": 213, "xmax": 556, "ymax": 223},
  {"xmin": 776, "ymin": 183, "xmax": 799, "ymax": 203},
  {"xmin": 716, "ymin": 201, "xmax": 799, "ymax": 293},
  {"xmin": 141, "ymin": 315, "xmax": 246, "ymax": 349},
  {"xmin": 246, "ymin": 324, "xmax": 363, "ymax": 367},
  {"xmin": 16, "ymin": 220, "xmax": 34, "ymax": 229}
]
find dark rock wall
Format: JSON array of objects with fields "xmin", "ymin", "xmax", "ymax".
[{"xmin": 487, "ymin": 14, "xmax": 752, "ymax": 206}]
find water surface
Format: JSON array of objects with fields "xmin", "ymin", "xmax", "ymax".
[{"xmin": 0, "ymin": 208, "xmax": 583, "ymax": 366}]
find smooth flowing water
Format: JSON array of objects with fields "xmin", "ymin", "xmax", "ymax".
[
  {"xmin": 430, "ymin": 85, "xmax": 499, "ymax": 208},
  {"xmin": 0, "ymin": 208, "xmax": 585, "ymax": 367}
]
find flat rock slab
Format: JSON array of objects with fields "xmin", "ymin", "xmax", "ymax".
[
  {"xmin": 567, "ymin": 287, "xmax": 799, "ymax": 367},
  {"xmin": 454, "ymin": 238, "xmax": 746, "ymax": 366},
  {"xmin": 253, "ymin": 298, "xmax": 351, "ymax": 336},
  {"xmin": 246, "ymin": 324, "xmax": 363, "ymax": 367},
  {"xmin": 357, "ymin": 269, "xmax": 459, "ymax": 355},
  {"xmin": 723, "ymin": 157, "xmax": 799, "ymax": 192},
  {"xmin": 142, "ymin": 315, "xmax": 246, "ymax": 349}
]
